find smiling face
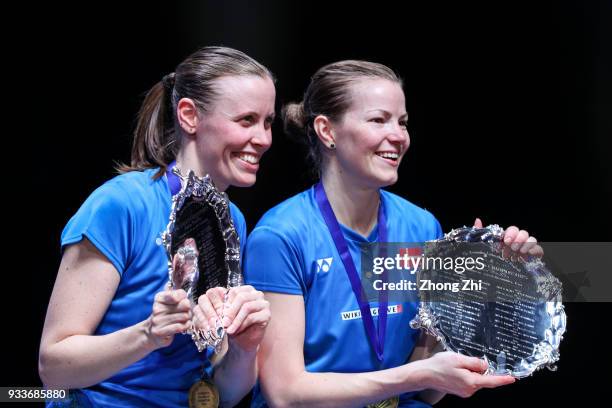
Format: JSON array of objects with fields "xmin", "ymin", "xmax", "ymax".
[
  {"xmin": 329, "ymin": 78, "xmax": 409, "ymax": 189},
  {"xmin": 193, "ymin": 75, "xmax": 276, "ymax": 190}
]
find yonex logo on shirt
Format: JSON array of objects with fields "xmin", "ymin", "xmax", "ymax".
[
  {"xmin": 316, "ymin": 257, "xmax": 333, "ymax": 273},
  {"xmin": 340, "ymin": 304, "xmax": 403, "ymax": 321}
]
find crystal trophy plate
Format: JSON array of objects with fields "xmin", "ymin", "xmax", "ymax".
[
  {"xmin": 161, "ymin": 168, "xmax": 242, "ymax": 352},
  {"xmin": 410, "ymin": 225, "xmax": 566, "ymax": 378}
]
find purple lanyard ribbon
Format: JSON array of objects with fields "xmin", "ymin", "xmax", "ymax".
[
  {"xmin": 166, "ymin": 161, "xmax": 181, "ymax": 196},
  {"xmin": 314, "ymin": 182, "xmax": 389, "ymax": 362}
]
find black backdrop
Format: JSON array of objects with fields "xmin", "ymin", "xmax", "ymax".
[{"xmin": 12, "ymin": 1, "xmax": 612, "ymax": 406}]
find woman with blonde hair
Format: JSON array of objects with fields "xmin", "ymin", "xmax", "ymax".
[
  {"xmin": 40, "ymin": 46, "xmax": 275, "ymax": 407},
  {"xmin": 245, "ymin": 60, "xmax": 537, "ymax": 407}
]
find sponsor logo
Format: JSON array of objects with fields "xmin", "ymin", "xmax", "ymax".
[
  {"xmin": 340, "ymin": 304, "xmax": 404, "ymax": 321},
  {"xmin": 316, "ymin": 257, "xmax": 333, "ymax": 273}
]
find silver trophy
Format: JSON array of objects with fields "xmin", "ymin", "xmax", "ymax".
[
  {"xmin": 161, "ymin": 168, "xmax": 243, "ymax": 352},
  {"xmin": 410, "ymin": 225, "xmax": 566, "ymax": 378}
]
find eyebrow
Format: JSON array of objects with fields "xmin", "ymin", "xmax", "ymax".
[
  {"xmin": 366, "ymin": 109, "xmax": 409, "ymax": 119},
  {"xmin": 231, "ymin": 111, "xmax": 276, "ymax": 121},
  {"xmin": 231, "ymin": 111, "xmax": 256, "ymax": 119}
]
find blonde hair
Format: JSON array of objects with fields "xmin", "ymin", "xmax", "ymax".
[
  {"xmin": 118, "ymin": 46, "xmax": 273, "ymax": 179},
  {"xmin": 282, "ymin": 60, "xmax": 401, "ymax": 176}
]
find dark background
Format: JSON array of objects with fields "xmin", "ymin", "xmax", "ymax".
[{"xmin": 9, "ymin": 0, "xmax": 611, "ymax": 406}]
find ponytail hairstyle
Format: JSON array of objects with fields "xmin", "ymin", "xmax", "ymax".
[
  {"xmin": 282, "ymin": 60, "xmax": 402, "ymax": 178},
  {"xmin": 118, "ymin": 46, "xmax": 274, "ymax": 179}
]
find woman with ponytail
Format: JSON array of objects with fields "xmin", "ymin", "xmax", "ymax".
[
  {"xmin": 39, "ymin": 46, "xmax": 275, "ymax": 407},
  {"xmin": 244, "ymin": 61, "xmax": 539, "ymax": 407}
]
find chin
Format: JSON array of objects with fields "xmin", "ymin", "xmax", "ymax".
[
  {"xmin": 373, "ymin": 173, "xmax": 399, "ymax": 189},
  {"xmin": 379, "ymin": 180, "xmax": 397, "ymax": 189},
  {"xmin": 231, "ymin": 175, "xmax": 257, "ymax": 188},
  {"xmin": 363, "ymin": 178, "xmax": 396, "ymax": 190}
]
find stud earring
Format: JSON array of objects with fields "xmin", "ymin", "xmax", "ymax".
[
  {"xmin": 182, "ymin": 124, "xmax": 195, "ymax": 134},
  {"xmin": 329, "ymin": 143, "xmax": 336, "ymax": 149}
]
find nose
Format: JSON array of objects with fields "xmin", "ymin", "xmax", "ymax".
[
  {"xmin": 387, "ymin": 122, "xmax": 410, "ymax": 148},
  {"xmin": 251, "ymin": 125, "xmax": 272, "ymax": 152}
]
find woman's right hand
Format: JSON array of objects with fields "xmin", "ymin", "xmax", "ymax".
[
  {"xmin": 144, "ymin": 289, "xmax": 192, "ymax": 349},
  {"xmin": 417, "ymin": 351, "xmax": 515, "ymax": 398}
]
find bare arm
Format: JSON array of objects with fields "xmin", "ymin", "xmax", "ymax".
[
  {"xmin": 194, "ymin": 286, "xmax": 271, "ymax": 408},
  {"xmin": 258, "ymin": 293, "xmax": 516, "ymax": 408},
  {"xmin": 258, "ymin": 293, "xmax": 423, "ymax": 408},
  {"xmin": 213, "ymin": 337, "xmax": 258, "ymax": 408},
  {"xmin": 408, "ymin": 332, "xmax": 446, "ymax": 405},
  {"xmin": 39, "ymin": 238, "xmax": 191, "ymax": 389}
]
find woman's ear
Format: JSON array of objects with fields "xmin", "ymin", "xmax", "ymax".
[
  {"xmin": 176, "ymin": 98, "xmax": 199, "ymax": 135},
  {"xmin": 313, "ymin": 115, "xmax": 336, "ymax": 150}
]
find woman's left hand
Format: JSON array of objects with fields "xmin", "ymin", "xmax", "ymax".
[
  {"xmin": 195, "ymin": 285, "xmax": 270, "ymax": 353},
  {"xmin": 474, "ymin": 218, "xmax": 543, "ymax": 257},
  {"xmin": 224, "ymin": 285, "xmax": 271, "ymax": 352}
]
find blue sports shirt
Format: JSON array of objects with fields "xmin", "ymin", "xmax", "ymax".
[
  {"xmin": 50, "ymin": 168, "xmax": 246, "ymax": 407},
  {"xmin": 244, "ymin": 186, "xmax": 442, "ymax": 408}
]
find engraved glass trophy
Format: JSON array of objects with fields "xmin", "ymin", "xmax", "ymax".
[{"xmin": 410, "ymin": 225, "xmax": 566, "ymax": 378}]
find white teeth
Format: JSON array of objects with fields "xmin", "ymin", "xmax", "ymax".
[
  {"xmin": 238, "ymin": 153, "xmax": 258, "ymax": 164},
  {"xmin": 376, "ymin": 152, "xmax": 399, "ymax": 160}
]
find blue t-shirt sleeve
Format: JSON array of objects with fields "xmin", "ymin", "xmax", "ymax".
[
  {"xmin": 243, "ymin": 226, "xmax": 305, "ymax": 295},
  {"xmin": 228, "ymin": 202, "xmax": 247, "ymax": 256},
  {"xmin": 61, "ymin": 182, "xmax": 134, "ymax": 276}
]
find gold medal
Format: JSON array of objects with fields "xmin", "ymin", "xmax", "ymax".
[
  {"xmin": 189, "ymin": 379, "xmax": 219, "ymax": 408},
  {"xmin": 366, "ymin": 395, "xmax": 399, "ymax": 408}
]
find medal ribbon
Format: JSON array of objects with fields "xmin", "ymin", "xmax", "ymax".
[{"xmin": 314, "ymin": 182, "xmax": 388, "ymax": 362}]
